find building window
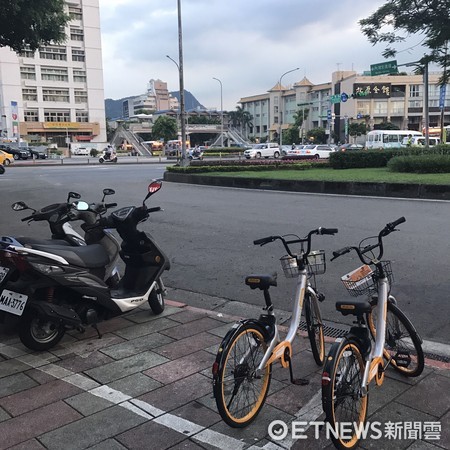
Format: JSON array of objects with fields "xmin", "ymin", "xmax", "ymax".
[
  {"xmin": 356, "ymin": 101, "xmax": 370, "ymax": 116},
  {"xmin": 43, "ymin": 89, "xmax": 70, "ymax": 102},
  {"xmin": 70, "ymin": 28, "xmax": 84, "ymax": 41},
  {"xmin": 41, "ymin": 67, "xmax": 68, "ymax": 82},
  {"xmin": 19, "ymin": 47, "xmax": 35, "ymax": 58},
  {"xmin": 390, "ymin": 101, "xmax": 404, "ymax": 115},
  {"xmin": 44, "ymin": 110, "xmax": 70, "ymax": 122},
  {"xmin": 68, "ymin": 5, "xmax": 82, "ymax": 20},
  {"xmin": 20, "ymin": 66, "xmax": 36, "ymax": 80},
  {"xmin": 73, "ymin": 69, "xmax": 86, "ymax": 82},
  {"xmin": 74, "ymin": 90, "xmax": 88, "ymax": 103},
  {"xmin": 76, "ymin": 111, "xmax": 89, "ymax": 122},
  {"xmin": 409, "ymin": 85, "xmax": 421, "ymax": 97},
  {"xmin": 39, "ymin": 46, "xmax": 67, "ymax": 61},
  {"xmin": 408, "ymin": 99, "xmax": 422, "ymax": 108},
  {"xmin": 374, "ymin": 101, "xmax": 388, "ymax": 115},
  {"xmin": 22, "ymin": 88, "xmax": 37, "ymax": 101},
  {"xmin": 24, "ymin": 110, "xmax": 39, "ymax": 122},
  {"xmin": 72, "ymin": 49, "xmax": 85, "ymax": 62}
]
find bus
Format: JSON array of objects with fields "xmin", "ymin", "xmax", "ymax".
[{"xmin": 365, "ymin": 130, "xmax": 423, "ymax": 149}]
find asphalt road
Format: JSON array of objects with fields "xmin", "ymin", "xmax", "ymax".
[{"xmin": 1, "ymin": 163, "xmax": 449, "ymax": 344}]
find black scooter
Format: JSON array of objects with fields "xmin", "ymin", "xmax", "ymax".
[{"xmin": 0, "ymin": 180, "xmax": 169, "ymax": 351}]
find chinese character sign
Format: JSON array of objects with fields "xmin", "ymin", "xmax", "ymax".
[
  {"xmin": 10, "ymin": 101, "xmax": 19, "ymax": 138},
  {"xmin": 353, "ymin": 83, "xmax": 392, "ymax": 99}
]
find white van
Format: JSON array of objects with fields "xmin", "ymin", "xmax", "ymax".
[
  {"xmin": 243, "ymin": 143, "xmax": 280, "ymax": 159},
  {"xmin": 401, "ymin": 136, "xmax": 440, "ymax": 147}
]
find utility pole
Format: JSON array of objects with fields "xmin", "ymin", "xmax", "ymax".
[
  {"xmin": 213, "ymin": 77, "xmax": 224, "ymax": 147},
  {"xmin": 177, "ymin": 0, "xmax": 188, "ymax": 166},
  {"xmin": 278, "ymin": 67, "xmax": 300, "ymax": 146}
]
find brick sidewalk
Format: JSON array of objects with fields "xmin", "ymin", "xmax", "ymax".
[{"xmin": 0, "ymin": 299, "xmax": 448, "ymax": 450}]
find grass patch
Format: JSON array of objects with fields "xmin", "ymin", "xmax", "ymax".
[{"xmin": 198, "ymin": 167, "xmax": 450, "ymax": 185}]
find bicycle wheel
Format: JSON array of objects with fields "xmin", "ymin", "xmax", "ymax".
[
  {"xmin": 366, "ymin": 301, "xmax": 424, "ymax": 377},
  {"xmin": 322, "ymin": 339, "xmax": 368, "ymax": 450},
  {"xmin": 213, "ymin": 323, "xmax": 271, "ymax": 427},
  {"xmin": 304, "ymin": 294, "xmax": 325, "ymax": 365}
]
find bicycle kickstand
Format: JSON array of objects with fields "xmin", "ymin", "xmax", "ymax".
[{"xmin": 285, "ymin": 352, "xmax": 309, "ymax": 386}]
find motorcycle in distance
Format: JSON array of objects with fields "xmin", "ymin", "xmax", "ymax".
[
  {"xmin": 188, "ymin": 147, "xmax": 204, "ymax": 160},
  {"xmin": 99, "ymin": 146, "xmax": 118, "ymax": 164},
  {"xmin": 0, "ymin": 180, "xmax": 169, "ymax": 351}
]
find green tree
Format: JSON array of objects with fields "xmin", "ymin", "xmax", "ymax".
[
  {"xmin": 373, "ymin": 121, "xmax": 399, "ymax": 130},
  {"xmin": 306, "ymin": 128, "xmax": 327, "ymax": 144},
  {"xmin": 360, "ymin": 0, "xmax": 450, "ymax": 84},
  {"xmin": 151, "ymin": 116, "xmax": 177, "ymax": 142},
  {"xmin": 348, "ymin": 122, "xmax": 367, "ymax": 138},
  {"xmin": 0, "ymin": 0, "xmax": 70, "ymax": 53},
  {"xmin": 283, "ymin": 108, "xmax": 309, "ymax": 144}
]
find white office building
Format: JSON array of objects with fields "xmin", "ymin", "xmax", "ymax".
[{"xmin": 0, "ymin": 0, "xmax": 106, "ymax": 147}]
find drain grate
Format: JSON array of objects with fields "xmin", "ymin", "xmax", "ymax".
[
  {"xmin": 299, "ymin": 321, "xmax": 347, "ymax": 339},
  {"xmin": 299, "ymin": 321, "xmax": 449, "ymax": 363}
]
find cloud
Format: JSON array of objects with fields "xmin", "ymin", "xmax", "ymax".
[{"xmin": 99, "ymin": 0, "xmax": 428, "ymax": 110}]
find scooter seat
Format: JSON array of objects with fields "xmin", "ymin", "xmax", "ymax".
[
  {"xmin": 31, "ymin": 243, "xmax": 110, "ymax": 269},
  {"xmin": 16, "ymin": 236, "xmax": 71, "ymax": 247}
]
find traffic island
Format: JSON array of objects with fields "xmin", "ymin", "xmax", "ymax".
[{"xmin": 163, "ymin": 171, "xmax": 450, "ymax": 200}]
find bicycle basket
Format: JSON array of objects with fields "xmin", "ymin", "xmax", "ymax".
[
  {"xmin": 341, "ymin": 261, "xmax": 393, "ymax": 297},
  {"xmin": 280, "ymin": 255, "xmax": 298, "ymax": 278},
  {"xmin": 307, "ymin": 250, "xmax": 326, "ymax": 275}
]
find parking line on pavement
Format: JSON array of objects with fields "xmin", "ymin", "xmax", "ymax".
[{"xmin": 2, "ymin": 342, "xmax": 282, "ymax": 449}]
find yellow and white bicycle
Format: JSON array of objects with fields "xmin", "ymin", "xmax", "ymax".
[{"xmin": 212, "ymin": 227, "xmax": 338, "ymax": 427}]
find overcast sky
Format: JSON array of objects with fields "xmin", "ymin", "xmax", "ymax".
[{"xmin": 98, "ymin": 0, "xmax": 427, "ymax": 111}]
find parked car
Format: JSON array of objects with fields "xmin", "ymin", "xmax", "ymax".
[
  {"xmin": 300, "ymin": 144, "xmax": 336, "ymax": 159},
  {"xmin": 28, "ymin": 146, "xmax": 48, "ymax": 159},
  {"xmin": 0, "ymin": 144, "xmax": 30, "ymax": 160},
  {"xmin": 339, "ymin": 143, "xmax": 364, "ymax": 152},
  {"xmin": 0, "ymin": 149, "xmax": 14, "ymax": 165},
  {"xmin": 243, "ymin": 143, "xmax": 280, "ymax": 159}
]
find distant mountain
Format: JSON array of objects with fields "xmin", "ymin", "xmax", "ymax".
[
  {"xmin": 169, "ymin": 91, "xmax": 205, "ymax": 111},
  {"xmin": 104, "ymin": 90, "xmax": 205, "ymax": 119}
]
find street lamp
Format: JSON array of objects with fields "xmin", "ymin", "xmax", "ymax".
[
  {"xmin": 278, "ymin": 67, "xmax": 300, "ymax": 146},
  {"xmin": 212, "ymin": 77, "xmax": 224, "ymax": 147},
  {"xmin": 165, "ymin": 0, "xmax": 187, "ymax": 165}
]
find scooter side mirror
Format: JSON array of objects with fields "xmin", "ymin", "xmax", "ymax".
[
  {"xmin": 102, "ymin": 188, "xmax": 115, "ymax": 202},
  {"xmin": 143, "ymin": 180, "xmax": 162, "ymax": 203},
  {"xmin": 76, "ymin": 201, "xmax": 89, "ymax": 211},
  {"xmin": 11, "ymin": 201, "xmax": 29, "ymax": 211},
  {"xmin": 67, "ymin": 192, "xmax": 81, "ymax": 203}
]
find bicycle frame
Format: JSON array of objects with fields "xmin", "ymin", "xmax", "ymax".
[
  {"xmin": 254, "ymin": 266, "xmax": 318, "ymax": 375},
  {"xmin": 361, "ymin": 271, "xmax": 389, "ymax": 394}
]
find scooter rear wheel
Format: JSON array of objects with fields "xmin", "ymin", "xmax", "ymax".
[
  {"xmin": 148, "ymin": 279, "xmax": 165, "ymax": 315},
  {"xmin": 19, "ymin": 312, "xmax": 65, "ymax": 351}
]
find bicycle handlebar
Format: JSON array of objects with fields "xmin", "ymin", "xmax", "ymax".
[
  {"xmin": 331, "ymin": 217, "xmax": 405, "ymax": 264},
  {"xmin": 254, "ymin": 227, "xmax": 338, "ymax": 258}
]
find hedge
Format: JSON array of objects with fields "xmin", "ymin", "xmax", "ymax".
[
  {"xmin": 329, "ymin": 144, "xmax": 450, "ymax": 169},
  {"xmin": 387, "ymin": 155, "xmax": 450, "ymax": 173},
  {"xmin": 166, "ymin": 161, "xmax": 316, "ymax": 173}
]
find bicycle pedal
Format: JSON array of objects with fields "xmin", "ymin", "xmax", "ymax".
[
  {"xmin": 292, "ymin": 378, "xmax": 309, "ymax": 386},
  {"xmin": 317, "ymin": 293, "xmax": 325, "ymax": 302},
  {"xmin": 394, "ymin": 353, "xmax": 411, "ymax": 368}
]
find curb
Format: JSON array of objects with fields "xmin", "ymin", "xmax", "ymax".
[
  {"xmin": 163, "ymin": 172, "xmax": 450, "ymax": 200},
  {"xmin": 165, "ymin": 299, "xmax": 450, "ymax": 371}
]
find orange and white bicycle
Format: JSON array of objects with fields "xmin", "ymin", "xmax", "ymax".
[{"xmin": 212, "ymin": 226, "xmax": 338, "ymax": 427}]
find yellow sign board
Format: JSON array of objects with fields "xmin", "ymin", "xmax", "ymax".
[{"xmin": 43, "ymin": 122, "xmax": 79, "ymax": 129}]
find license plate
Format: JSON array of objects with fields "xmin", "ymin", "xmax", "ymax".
[
  {"xmin": 0, "ymin": 289, "xmax": 28, "ymax": 316},
  {"xmin": 0, "ymin": 266, "xmax": 9, "ymax": 283}
]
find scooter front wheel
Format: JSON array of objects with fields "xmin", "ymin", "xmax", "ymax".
[
  {"xmin": 148, "ymin": 279, "xmax": 165, "ymax": 315},
  {"xmin": 19, "ymin": 312, "xmax": 65, "ymax": 351}
]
